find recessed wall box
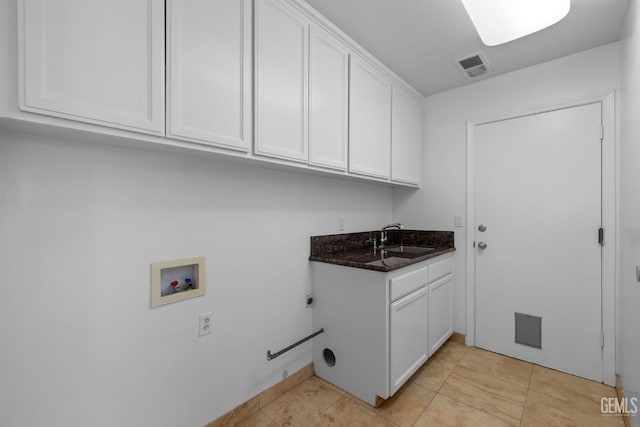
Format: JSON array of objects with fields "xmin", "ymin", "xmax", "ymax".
[{"xmin": 151, "ymin": 257, "xmax": 206, "ymax": 307}]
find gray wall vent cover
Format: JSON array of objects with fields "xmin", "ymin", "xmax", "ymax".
[{"xmin": 515, "ymin": 312, "xmax": 542, "ymax": 349}]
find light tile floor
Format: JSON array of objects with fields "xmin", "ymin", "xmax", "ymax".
[{"xmin": 237, "ymin": 342, "xmax": 625, "ymax": 427}]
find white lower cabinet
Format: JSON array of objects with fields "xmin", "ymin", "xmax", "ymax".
[
  {"xmin": 311, "ymin": 253, "xmax": 453, "ymax": 406},
  {"xmin": 429, "ymin": 273, "xmax": 454, "ymax": 357},
  {"xmin": 390, "ymin": 285, "xmax": 428, "ymax": 395},
  {"xmin": 389, "ymin": 265, "xmax": 429, "ymax": 395},
  {"xmin": 427, "ymin": 255, "xmax": 454, "ymax": 356}
]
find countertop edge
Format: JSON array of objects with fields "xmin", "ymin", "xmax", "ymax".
[{"xmin": 309, "ymin": 247, "xmax": 456, "ymax": 272}]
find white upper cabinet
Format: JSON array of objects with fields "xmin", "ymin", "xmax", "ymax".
[
  {"xmin": 167, "ymin": 0, "xmax": 252, "ymax": 151},
  {"xmin": 308, "ymin": 25, "xmax": 349, "ymax": 171},
  {"xmin": 391, "ymin": 86, "xmax": 422, "ymax": 185},
  {"xmin": 349, "ymin": 55, "xmax": 392, "ymax": 179},
  {"xmin": 13, "ymin": 0, "xmax": 423, "ymax": 187},
  {"xmin": 18, "ymin": 0, "xmax": 165, "ymax": 135},
  {"xmin": 254, "ymin": 0, "xmax": 309, "ymax": 162}
]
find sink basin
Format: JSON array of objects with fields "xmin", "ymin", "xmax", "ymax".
[
  {"xmin": 365, "ymin": 245, "xmax": 438, "ymax": 268},
  {"xmin": 366, "ymin": 257, "xmax": 408, "ymax": 267},
  {"xmin": 383, "ymin": 245, "xmax": 436, "ymax": 254}
]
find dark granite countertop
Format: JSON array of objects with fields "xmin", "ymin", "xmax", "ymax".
[{"xmin": 309, "ymin": 230, "xmax": 455, "ymax": 272}]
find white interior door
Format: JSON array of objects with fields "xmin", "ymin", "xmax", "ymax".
[{"xmin": 474, "ymin": 103, "xmax": 603, "ymax": 382}]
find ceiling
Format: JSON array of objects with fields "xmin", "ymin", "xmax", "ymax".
[{"xmin": 303, "ymin": 0, "xmax": 630, "ymax": 96}]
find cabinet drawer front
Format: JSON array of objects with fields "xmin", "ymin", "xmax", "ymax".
[
  {"xmin": 429, "ymin": 257, "xmax": 452, "ymax": 283},
  {"xmin": 390, "ymin": 267, "xmax": 428, "ymax": 301}
]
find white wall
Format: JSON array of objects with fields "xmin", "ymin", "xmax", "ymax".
[
  {"xmin": 394, "ymin": 42, "xmax": 621, "ymax": 335},
  {"xmin": 620, "ymin": 0, "xmax": 640, "ymax": 407},
  {"xmin": 0, "ymin": 130, "xmax": 393, "ymax": 427}
]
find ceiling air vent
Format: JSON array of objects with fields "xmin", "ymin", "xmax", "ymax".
[{"xmin": 456, "ymin": 51, "xmax": 491, "ymax": 79}]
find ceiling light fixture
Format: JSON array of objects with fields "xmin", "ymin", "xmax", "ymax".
[{"xmin": 460, "ymin": 0, "xmax": 571, "ymax": 46}]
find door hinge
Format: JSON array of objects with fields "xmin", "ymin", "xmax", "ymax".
[
  {"xmin": 473, "ymin": 241, "xmax": 476, "ymax": 248},
  {"xmin": 601, "ymin": 333, "xmax": 605, "ymax": 348},
  {"xmin": 600, "ymin": 125, "xmax": 604, "ymax": 141},
  {"xmin": 598, "ymin": 227, "xmax": 605, "ymax": 246}
]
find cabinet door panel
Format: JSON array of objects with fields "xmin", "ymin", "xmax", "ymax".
[
  {"xmin": 390, "ymin": 286, "xmax": 428, "ymax": 395},
  {"xmin": 309, "ymin": 25, "xmax": 349, "ymax": 170},
  {"xmin": 255, "ymin": 0, "xmax": 308, "ymax": 162},
  {"xmin": 167, "ymin": 0, "xmax": 251, "ymax": 151},
  {"xmin": 391, "ymin": 86, "xmax": 422, "ymax": 185},
  {"xmin": 349, "ymin": 56, "xmax": 391, "ymax": 179},
  {"xmin": 19, "ymin": 0, "xmax": 164, "ymax": 134},
  {"xmin": 429, "ymin": 274, "xmax": 453, "ymax": 356}
]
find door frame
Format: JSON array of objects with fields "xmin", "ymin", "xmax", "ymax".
[{"xmin": 465, "ymin": 92, "xmax": 617, "ymax": 386}]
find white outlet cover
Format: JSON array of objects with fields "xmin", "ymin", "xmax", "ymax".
[{"xmin": 199, "ymin": 312, "xmax": 212, "ymax": 337}]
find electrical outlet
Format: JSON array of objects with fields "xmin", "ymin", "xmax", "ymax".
[
  {"xmin": 282, "ymin": 369, "xmax": 288, "ymax": 379},
  {"xmin": 199, "ymin": 312, "xmax": 212, "ymax": 337},
  {"xmin": 338, "ymin": 216, "xmax": 345, "ymax": 231}
]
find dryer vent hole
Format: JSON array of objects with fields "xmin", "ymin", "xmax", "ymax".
[{"xmin": 323, "ymin": 348, "xmax": 336, "ymax": 367}]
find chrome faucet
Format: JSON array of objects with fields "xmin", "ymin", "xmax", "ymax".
[{"xmin": 380, "ymin": 223, "xmax": 404, "ymax": 248}]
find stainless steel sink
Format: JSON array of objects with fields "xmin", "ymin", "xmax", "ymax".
[
  {"xmin": 366, "ymin": 246, "xmax": 436, "ymax": 267},
  {"xmin": 366, "ymin": 257, "xmax": 408, "ymax": 267},
  {"xmin": 383, "ymin": 245, "xmax": 436, "ymax": 254}
]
